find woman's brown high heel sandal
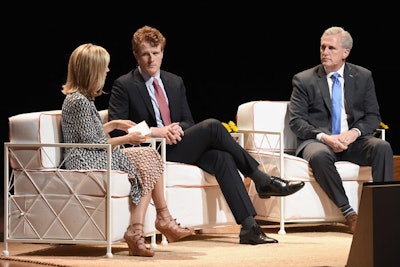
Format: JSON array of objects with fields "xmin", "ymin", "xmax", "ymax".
[
  {"xmin": 155, "ymin": 207, "xmax": 194, "ymax": 243},
  {"xmin": 124, "ymin": 223, "xmax": 154, "ymax": 257}
]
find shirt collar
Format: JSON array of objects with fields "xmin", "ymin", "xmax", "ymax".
[
  {"xmin": 138, "ymin": 66, "xmax": 160, "ymax": 83},
  {"xmin": 327, "ymin": 64, "xmax": 345, "ymax": 78}
]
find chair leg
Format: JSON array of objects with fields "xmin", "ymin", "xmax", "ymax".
[
  {"xmin": 278, "ymin": 197, "xmax": 287, "ymax": 235},
  {"xmin": 161, "ymin": 234, "xmax": 168, "ymax": 246},
  {"xmin": 150, "ymin": 232, "xmax": 158, "ymax": 248}
]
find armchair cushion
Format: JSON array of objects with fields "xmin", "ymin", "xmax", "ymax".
[{"xmin": 8, "ymin": 110, "xmax": 62, "ymax": 168}]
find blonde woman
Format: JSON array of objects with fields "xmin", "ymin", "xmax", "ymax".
[{"xmin": 61, "ymin": 43, "xmax": 193, "ymax": 257}]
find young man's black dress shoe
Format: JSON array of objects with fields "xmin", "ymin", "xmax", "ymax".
[
  {"xmin": 256, "ymin": 176, "xmax": 305, "ymax": 199},
  {"xmin": 239, "ymin": 224, "xmax": 278, "ymax": 245}
]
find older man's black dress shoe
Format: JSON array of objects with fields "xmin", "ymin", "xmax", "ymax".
[
  {"xmin": 256, "ymin": 176, "xmax": 305, "ymax": 199},
  {"xmin": 239, "ymin": 224, "xmax": 278, "ymax": 245}
]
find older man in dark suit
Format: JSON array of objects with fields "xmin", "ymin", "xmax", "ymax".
[{"xmin": 289, "ymin": 26, "xmax": 393, "ymax": 234}]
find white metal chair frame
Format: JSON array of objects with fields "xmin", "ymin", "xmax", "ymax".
[{"xmin": 3, "ymin": 138, "xmax": 165, "ymax": 258}]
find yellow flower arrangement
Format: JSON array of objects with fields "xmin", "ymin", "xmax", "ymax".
[
  {"xmin": 373, "ymin": 121, "xmax": 389, "ymax": 138},
  {"xmin": 380, "ymin": 122, "xmax": 389, "ymax": 130},
  {"xmin": 222, "ymin": 120, "xmax": 238, "ymax": 133}
]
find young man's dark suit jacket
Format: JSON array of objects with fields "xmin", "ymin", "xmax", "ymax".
[
  {"xmin": 108, "ymin": 68, "xmax": 259, "ymax": 224},
  {"xmin": 289, "ymin": 62, "xmax": 393, "ymax": 207}
]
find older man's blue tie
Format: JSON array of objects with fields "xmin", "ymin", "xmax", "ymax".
[{"xmin": 331, "ymin": 72, "xmax": 342, "ymax": 134}]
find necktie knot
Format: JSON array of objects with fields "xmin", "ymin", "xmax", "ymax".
[
  {"xmin": 331, "ymin": 72, "xmax": 340, "ymax": 80},
  {"xmin": 153, "ymin": 78, "xmax": 160, "ymax": 88}
]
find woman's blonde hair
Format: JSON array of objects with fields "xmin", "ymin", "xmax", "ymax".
[{"xmin": 61, "ymin": 43, "xmax": 110, "ymax": 100}]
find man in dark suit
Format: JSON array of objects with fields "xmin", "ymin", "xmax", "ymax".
[
  {"xmin": 108, "ymin": 25, "xmax": 305, "ymax": 245},
  {"xmin": 289, "ymin": 26, "xmax": 393, "ymax": 234}
]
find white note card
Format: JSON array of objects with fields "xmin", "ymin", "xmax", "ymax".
[{"xmin": 128, "ymin": 120, "xmax": 151, "ymax": 136}]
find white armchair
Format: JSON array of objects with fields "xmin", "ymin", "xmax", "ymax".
[
  {"xmin": 4, "ymin": 110, "xmax": 143, "ymax": 258},
  {"xmin": 3, "ymin": 109, "xmax": 240, "ymax": 257},
  {"xmin": 236, "ymin": 101, "xmax": 380, "ymax": 234}
]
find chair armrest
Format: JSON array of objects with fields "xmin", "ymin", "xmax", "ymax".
[
  {"xmin": 231, "ymin": 132, "xmax": 244, "ymax": 147},
  {"xmin": 143, "ymin": 137, "xmax": 166, "ymax": 163},
  {"xmin": 237, "ymin": 129, "xmax": 283, "ymax": 153},
  {"xmin": 373, "ymin": 129, "xmax": 385, "ymax": 140},
  {"xmin": 6, "ymin": 142, "xmax": 113, "ymax": 170},
  {"xmin": 237, "ymin": 129, "xmax": 285, "ymax": 177}
]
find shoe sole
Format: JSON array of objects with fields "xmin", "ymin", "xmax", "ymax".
[
  {"xmin": 258, "ymin": 185, "xmax": 305, "ymax": 198},
  {"xmin": 239, "ymin": 239, "xmax": 278, "ymax": 245}
]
